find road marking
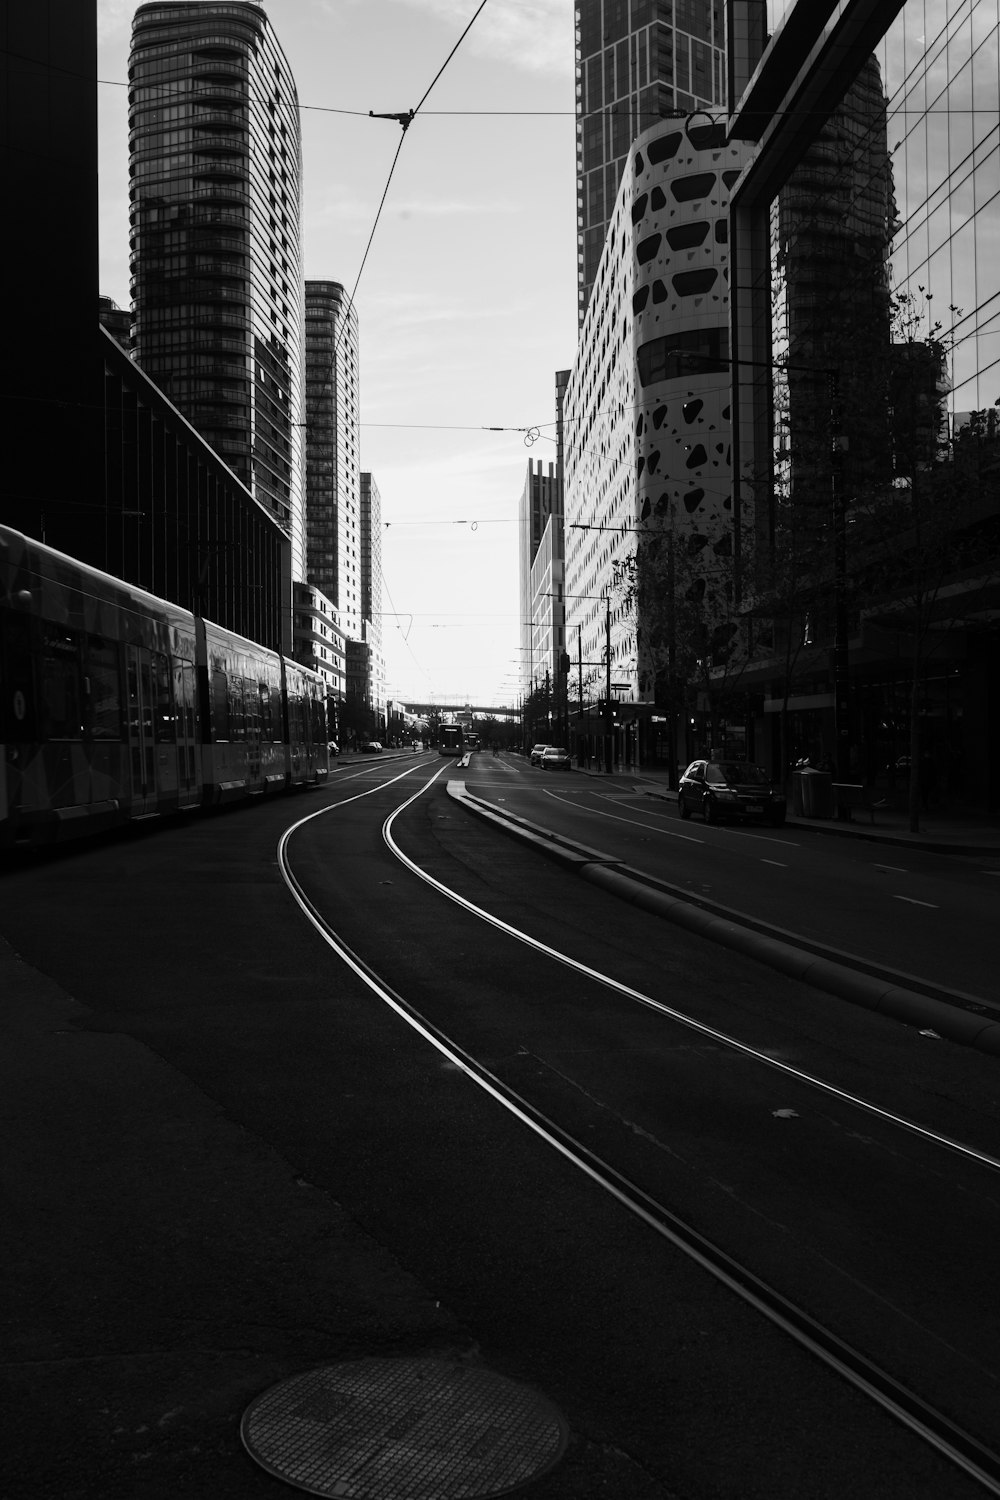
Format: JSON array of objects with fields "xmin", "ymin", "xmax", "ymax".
[
  {"xmin": 595, "ymin": 793, "xmax": 801, "ymax": 846},
  {"xmin": 761, "ymin": 859, "xmax": 787, "ymax": 867},
  {"xmin": 874, "ymin": 864, "xmax": 908, "ymax": 874},
  {"xmin": 714, "ymin": 825, "xmax": 801, "ymax": 846},
  {"xmin": 543, "ymin": 788, "xmax": 706, "ymax": 843},
  {"xmin": 892, "ymin": 895, "xmax": 939, "ymax": 909}
]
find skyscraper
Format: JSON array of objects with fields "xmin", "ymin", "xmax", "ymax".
[
  {"xmin": 575, "ymin": 0, "xmax": 725, "ymax": 323},
  {"xmin": 129, "ymin": 1, "xmax": 305, "ymax": 580},
  {"xmin": 360, "ymin": 472, "xmax": 386, "ymax": 726},
  {"xmin": 304, "ymin": 281, "xmax": 362, "ymax": 638}
]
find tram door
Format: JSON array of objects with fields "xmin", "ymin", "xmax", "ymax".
[
  {"xmin": 125, "ymin": 646, "xmax": 157, "ymax": 814},
  {"xmin": 175, "ymin": 659, "xmax": 199, "ymax": 805}
]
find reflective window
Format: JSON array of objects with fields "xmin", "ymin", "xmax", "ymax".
[
  {"xmin": 86, "ymin": 638, "xmax": 122, "ymax": 740},
  {"xmin": 42, "ymin": 626, "xmax": 83, "ymax": 740}
]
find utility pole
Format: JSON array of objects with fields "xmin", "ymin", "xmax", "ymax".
[
  {"xmin": 829, "ymin": 369, "xmax": 852, "ymax": 790},
  {"xmin": 604, "ymin": 594, "xmax": 612, "ymax": 774}
]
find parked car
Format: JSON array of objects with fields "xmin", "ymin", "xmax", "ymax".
[
  {"xmin": 540, "ymin": 745, "xmax": 572, "ymax": 771},
  {"xmin": 529, "ymin": 743, "xmax": 550, "ymax": 765},
  {"xmin": 360, "ymin": 740, "xmax": 383, "ymax": 754},
  {"xmin": 677, "ymin": 760, "xmax": 787, "ymax": 826}
]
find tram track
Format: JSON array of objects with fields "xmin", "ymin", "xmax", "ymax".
[{"xmin": 276, "ymin": 765, "xmax": 1000, "ymax": 1495}]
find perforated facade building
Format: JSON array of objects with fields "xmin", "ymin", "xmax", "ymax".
[
  {"xmin": 564, "ymin": 114, "xmax": 747, "ymax": 712},
  {"xmin": 575, "ymin": 0, "xmax": 726, "ymax": 323}
]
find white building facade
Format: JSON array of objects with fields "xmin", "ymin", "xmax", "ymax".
[{"xmin": 564, "ymin": 114, "xmax": 748, "ymax": 723}]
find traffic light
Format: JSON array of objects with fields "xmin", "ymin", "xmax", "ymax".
[{"xmin": 558, "ymin": 652, "xmax": 571, "ymax": 675}]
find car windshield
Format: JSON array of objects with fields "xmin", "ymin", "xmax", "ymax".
[
  {"xmin": 713, "ymin": 761, "xmax": 771, "ymax": 786},
  {"xmin": 546, "ymin": 747, "xmax": 567, "ymax": 755}
]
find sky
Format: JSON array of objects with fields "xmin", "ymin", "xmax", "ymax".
[{"xmin": 96, "ymin": 0, "xmax": 578, "ymax": 712}]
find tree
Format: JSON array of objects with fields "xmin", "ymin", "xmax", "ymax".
[
  {"xmin": 621, "ymin": 515, "xmax": 756, "ymax": 779},
  {"xmin": 424, "ymin": 707, "xmax": 443, "ymax": 747}
]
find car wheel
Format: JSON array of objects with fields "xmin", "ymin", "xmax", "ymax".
[
  {"xmin": 678, "ymin": 793, "xmax": 691, "ymax": 820},
  {"xmin": 704, "ymin": 796, "xmax": 718, "ymax": 824}
]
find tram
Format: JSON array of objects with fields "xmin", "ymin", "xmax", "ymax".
[
  {"xmin": 438, "ymin": 723, "xmax": 464, "ymax": 757},
  {"xmin": 0, "ymin": 526, "xmax": 329, "ymax": 848}
]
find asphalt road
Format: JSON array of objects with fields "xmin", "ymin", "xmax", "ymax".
[
  {"xmin": 2, "ymin": 755, "xmax": 999, "ymax": 1499},
  {"xmin": 465, "ymin": 759, "xmax": 1000, "ymax": 1002}
]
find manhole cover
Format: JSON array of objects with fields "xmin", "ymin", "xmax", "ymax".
[{"xmin": 241, "ymin": 1356, "xmax": 569, "ymax": 1499}]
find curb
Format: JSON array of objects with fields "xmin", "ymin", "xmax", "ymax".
[{"xmin": 446, "ymin": 781, "xmax": 1000, "ymax": 1058}]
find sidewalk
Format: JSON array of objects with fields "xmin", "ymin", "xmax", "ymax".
[{"xmin": 573, "ymin": 761, "xmax": 1000, "ymax": 856}]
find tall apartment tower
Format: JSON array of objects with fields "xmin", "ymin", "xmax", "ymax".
[
  {"xmin": 575, "ymin": 0, "xmax": 726, "ymax": 323},
  {"xmin": 129, "ymin": 1, "xmax": 305, "ymax": 580},
  {"xmin": 360, "ymin": 472, "xmax": 386, "ymax": 722},
  {"xmin": 304, "ymin": 282, "xmax": 362, "ymax": 639}
]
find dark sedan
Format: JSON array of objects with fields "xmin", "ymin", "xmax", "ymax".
[{"xmin": 677, "ymin": 760, "xmax": 787, "ymax": 827}]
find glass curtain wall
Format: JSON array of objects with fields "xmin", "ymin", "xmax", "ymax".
[{"xmin": 757, "ymin": 0, "xmax": 1000, "ymax": 806}]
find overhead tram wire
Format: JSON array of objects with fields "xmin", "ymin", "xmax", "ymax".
[
  {"xmin": 94, "ymin": 72, "xmax": 991, "ymax": 118},
  {"xmin": 307, "ymin": 0, "xmax": 491, "ymax": 413}
]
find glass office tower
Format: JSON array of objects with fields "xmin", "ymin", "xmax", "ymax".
[
  {"xmin": 575, "ymin": 0, "xmax": 726, "ymax": 323},
  {"xmin": 129, "ymin": 1, "xmax": 305, "ymax": 580},
  {"xmin": 729, "ymin": 0, "xmax": 1000, "ymax": 807}
]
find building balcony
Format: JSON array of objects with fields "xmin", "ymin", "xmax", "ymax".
[
  {"xmin": 193, "ymin": 158, "xmax": 249, "ymax": 178},
  {"xmin": 190, "ymin": 133, "xmax": 249, "ymax": 153},
  {"xmin": 136, "ymin": 307, "xmax": 252, "ymax": 332},
  {"xmin": 191, "ymin": 83, "xmax": 247, "ymax": 105},
  {"xmin": 189, "ymin": 185, "xmax": 251, "ymax": 206},
  {"xmin": 191, "ymin": 60, "xmax": 246, "ymax": 80}
]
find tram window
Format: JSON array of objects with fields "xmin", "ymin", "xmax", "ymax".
[
  {"xmin": 311, "ymin": 698, "xmax": 326, "ymax": 745},
  {"xmin": 245, "ymin": 680, "xmax": 259, "ymax": 738},
  {"xmin": 153, "ymin": 652, "xmax": 176, "ymax": 743},
  {"xmin": 212, "ymin": 669, "xmax": 230, "ymax": 740},
  {"xmin": 174, "ymin": 659, "xmax": 196, "ymax": 740},
  {"xmin": 259, "ymin": 683, "xmax": 274, "ymax": 740},
  {"xmin": 85, "ymin": 637, "xmax": 122, "ymax": 740},
  {"xmin": 229, "ymin": 676, "xmax": 246, "ymax": 741},
  {"xmin": 42, "ymin": 625, "xmax": 83, "ymax": 739}
]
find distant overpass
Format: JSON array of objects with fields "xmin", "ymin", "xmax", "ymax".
[{"xmin": 394, "ymin": 702, "xmax": 520, "ymax": 719}]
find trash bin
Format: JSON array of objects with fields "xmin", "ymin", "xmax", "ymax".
[{"xmin": 797, "ymin": 767, "xmax": 833, "ymax": 818}]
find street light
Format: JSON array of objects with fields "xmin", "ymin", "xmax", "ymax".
[{"xmin": 544, "ymin": 590, "xmax": 615, "ymax": 772}]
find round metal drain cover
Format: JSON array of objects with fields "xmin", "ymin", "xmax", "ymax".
[{"xmin": 241, "ymin": 1356, "xmax": 569, "ymax": 1499}]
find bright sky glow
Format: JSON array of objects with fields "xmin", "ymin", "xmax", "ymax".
[{"xmin": 97, "ymin": 0, "xmax": 578, "ymax": 711}]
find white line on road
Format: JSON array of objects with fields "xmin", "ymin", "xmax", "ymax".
[
  {"xmin": 761, "ymin": 859, "xmax": 788, "ymax": 867},
  {"xmin": 544, "ymin": 789, "xmax": 705, "ymax": 843},
  {"xmin": 892, "ymin": 895, "xmax": 939, "ymax": 909},
  {"xmin": 874, "ymin": 864, "xmax": 909, "ymax": 874}
]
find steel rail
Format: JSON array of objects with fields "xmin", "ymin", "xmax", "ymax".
[{"xmin": 276, "ymin": 772, "xmax": 1000, "ymax": 1496}]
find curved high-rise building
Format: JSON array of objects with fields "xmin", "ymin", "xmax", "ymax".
[{"xmin": 128, "ymin": 1, "xmax": 304, "ymax": 580}]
